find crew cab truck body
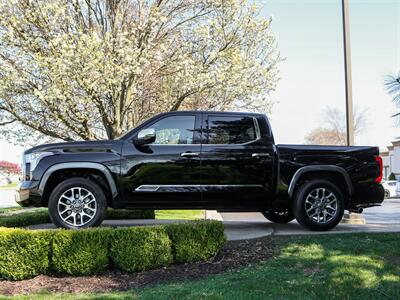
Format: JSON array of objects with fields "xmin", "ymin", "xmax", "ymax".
[{"xmin": 16, "ymin": 111, "xmax": 384, "ymax": 230}]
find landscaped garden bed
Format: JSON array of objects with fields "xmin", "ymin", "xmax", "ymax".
[
  {"xmin": 0, "ymin": 220, "xmax": 226, "ymax": 281},
  {"xmin": 1, "ymin": 232, "xmax": 399, "ymax": 299},
  {"xmin": 0, "ymin": 235, "xmax": 273, "ymax": 296}
]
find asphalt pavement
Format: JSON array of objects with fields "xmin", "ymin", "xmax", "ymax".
[{"xmin": 219, "ymin": 198, "xmax": 400, "ymax": 239}]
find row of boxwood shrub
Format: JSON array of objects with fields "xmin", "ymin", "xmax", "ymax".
[
  {"xmin": 0, "ymin": 208, "xmax": 155, "ymax": 228},
  {"xmin": 0, "ymin": 220, "xmax": 225, "ymax": 280}
]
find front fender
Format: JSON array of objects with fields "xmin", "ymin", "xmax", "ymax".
[{"xmin": 38, "ymin": 162, "xmax": 118, "ymax": 197}]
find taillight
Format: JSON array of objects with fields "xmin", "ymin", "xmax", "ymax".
[{"xmin": 375, "ymin": 156, "xmax": 383, "ymax": 183}]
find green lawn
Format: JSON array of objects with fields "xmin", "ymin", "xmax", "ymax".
[
  {"xmin": 0, "ymin": 207, "xmax": 204, "ymax": 220},
  {"xmin": 0, "ymin": 182, "xmax": 17, "ymax": 190},
  {"xmin": 0, "ymin": 208, "xmax": 205, "ymax": 227},
  {"xmin": 155, "ymin": 210, "xmax": 205, "ymax": 220},
  {"xmin": 3, "ymin": 232, "xmax": 399, "ymax": 299},
  {"xmin": 0, "ymin": 207, "xmax": 24, "ymax": 214}
]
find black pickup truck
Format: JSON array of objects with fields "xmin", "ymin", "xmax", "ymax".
[{"xmin": 16, "ymin": 111, "xmax": 384, "ymax": 231}]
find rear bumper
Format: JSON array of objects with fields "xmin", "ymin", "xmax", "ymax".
[
  {"xmin": 349, "ymin": 182, "xmax": 385, "ymax": 209},
  {"xmin": 15, "ymin": 181, "xmax": 42, "ymax": 207}
]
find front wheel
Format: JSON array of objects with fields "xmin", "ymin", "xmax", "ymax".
[
  {"xmin": 293, "ymin": 180, "xmax": 345, "ymax": 231},
  {"xmin": 48, "ymin": 177, "xmax": 107, "ymax": 229},
  {"xmin": 262, "ymin": 209, "xmax": 295, "ymax": 223}
]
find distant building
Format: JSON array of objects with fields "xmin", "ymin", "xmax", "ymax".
[{"xmin": 381, "ymin": 140, "xmax": 400, "ymax": 180}]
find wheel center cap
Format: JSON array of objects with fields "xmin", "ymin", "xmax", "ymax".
[{"xmin": 72, "ymin": 202, "xmax": 83, "ymax": 211}]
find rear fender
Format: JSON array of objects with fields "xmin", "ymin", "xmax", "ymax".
[{"xmin": 288, "ymin": 165, "xmax": 353, "ymax": 198}]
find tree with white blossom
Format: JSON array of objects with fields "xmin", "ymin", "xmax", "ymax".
[{"xmin": 0, "ymin": 0, "xmax": 280, "ymax": 142}]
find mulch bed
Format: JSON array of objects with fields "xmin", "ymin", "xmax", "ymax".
[{"xmin": 0, "ymin": 237, "xmax": 277, "ymax": 296}]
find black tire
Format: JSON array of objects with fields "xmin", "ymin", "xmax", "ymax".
[
  {"xmin": 293, "ymin": 179, "xmax": 345, "ymax": 231},
  {"xmin": 262, "ymin": 209, "xmax": 295, "ymax": 223},
  {"xmin": 48, "ymin": 177, "xmax": 107, "ymax": 229}
]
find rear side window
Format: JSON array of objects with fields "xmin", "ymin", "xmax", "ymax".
[{"xmin": 206, "ymin": 116, "xmax": 258, "ymax": 144}]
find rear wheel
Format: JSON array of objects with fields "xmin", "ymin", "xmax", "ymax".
[
  {"xmin": 293, "ymin": 179, "xmax": 345, "ymax": 231},
  {"xmin": 384, "ymin": 190, "xmax": 390, "ymax": 198},
  {"xmin": 48, "ymin": 177, "xmax": 107, "ymax": 229},
  {"xmin": 262, "ymin": 209, "xmax": 294, "ymax": 223}
]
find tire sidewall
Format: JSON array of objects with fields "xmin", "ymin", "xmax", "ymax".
[
  {"xmin": 293, "ymin": 180, "xmax": 345, "ymax": 231},
  {"xmin": 48, "ymin": 178, "xmax": 107, "ymax": 229},
  {"xmin": 262, "ymin": 209, "xmax": 295, "ymax": 223}
]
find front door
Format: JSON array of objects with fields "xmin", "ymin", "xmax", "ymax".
[
  {"xmin": 200, "ymin": 113, "xmax": 275, "ymax": 209},
  {"xmin": 120, "ymin": 112, "xmax": 203, "ymax": 208}
]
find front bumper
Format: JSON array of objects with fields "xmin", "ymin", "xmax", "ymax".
[{"xmin": 15, "ymin": 181, "xmax": 42, "ymax": 207}]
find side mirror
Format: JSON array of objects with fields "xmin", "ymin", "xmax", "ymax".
[{"xmin": 134, "ymin": 128, "xmax": 156, "ymax": 145}]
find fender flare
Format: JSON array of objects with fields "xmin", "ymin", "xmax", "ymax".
[
  {"xmin": 38, "ymin": 162, "xmax": 118, "ymax": 197},
  {"xmin": 288, "ymin": 165, "xmax": 353, "ymax": 198}
]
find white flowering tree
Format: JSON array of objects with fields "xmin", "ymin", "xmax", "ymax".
[{"xmin": 0, "ymin": 0, "xmax": 280, "ymax": 142}]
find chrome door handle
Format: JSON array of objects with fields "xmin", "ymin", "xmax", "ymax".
[
  {"xmin": 181, "ymin": 152, "xmax": 199, "ymax": 157},
  {"xmin": 252, "ymin": 153, "xmax": 271, "ymax": 158}
]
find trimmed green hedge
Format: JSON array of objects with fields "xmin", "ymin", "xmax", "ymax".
[
  {"xmin": 165, "ymin": 220, "xmax": 226, "ymax": 263},
  {"xmin": 51, "ymin": 228, "xmax": 111, "ymax": 275},
  {"xmin": 0, "ymin": 228, "xmax": 50, "ymax": 280},
  {"xmin": 110, "ymin": 227, "xmax": 172, "ymax": 272},
  {"xmin": 0, "ymin": 208, "xmax": 155, "ymax": 228},
  {"xmin": 0, "ymin": 221, "xmax": 225, "ymax": 280},
  {"xmin": 0, "ymin": 210, "xmax": 50, "ymax": 228}
]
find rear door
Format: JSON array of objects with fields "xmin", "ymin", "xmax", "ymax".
[{"xmin": 200, "ymin": 113, "xmax": 275, "ymax": 209}]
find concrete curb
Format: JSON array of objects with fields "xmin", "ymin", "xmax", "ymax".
[{"xmin": 205, "ymin": 210, "xmax": 223, "ymax": 221}]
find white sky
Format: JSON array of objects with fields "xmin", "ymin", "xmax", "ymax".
[
  {"xmin": 262, "ymin": 0, "xmax": 400, "ymax": 147},
  {"xmin": 1, "ymin": 0, "xmax": 400, "ymax": 163}
]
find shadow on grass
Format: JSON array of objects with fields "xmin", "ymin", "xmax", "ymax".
[
  {"xmin": 135, "ymin": 233, "xmax": 400, "ymax": 300},
  {"xmin": 4, "ymin": 233, "xmax": 400, "ymax": 300}
]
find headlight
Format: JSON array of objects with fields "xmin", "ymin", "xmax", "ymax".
[{"xmin": 24, "ymin": 152, "xmax": 54, "ymax": 173}]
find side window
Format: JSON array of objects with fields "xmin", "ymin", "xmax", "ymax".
[
  {"xmin": 149, "ymin": 116, "xmax": 195, "ymax": 145},
  {"xmin": 207, "ymin": 116, "xmax": 258, "ymax": 144}
]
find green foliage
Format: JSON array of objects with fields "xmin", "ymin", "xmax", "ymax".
[
  {"xmin": 106, "ymin": 209, "xmax": 155, "ymax": 220},
  {"xmin": 0, "ymin": 228, "xmax": 50, "ymax": 280},
  {"xmin": 0, "ymin": 209, "xmax": 50, "ymax": 228},
  {"xmin": 109, "ymin": 226, "xmax": 172, "ymax": 272},
  {"xmin": 51, "ymin": 228, "xmax": 111, "ymax": 276},
  {"xmin": 0, "ymin": 208, "xmax": 154, "ymax": 228},
  {"xmin": 165, "ymin": 220, "xmax": 226, "ymax": 263},
  {"xmin": 389, "ymin": 172, "xmax": 396, "ymax": 180},
  {"xmin": 0, "ymin": 220, "xmax": 225, "ymax": 281}
]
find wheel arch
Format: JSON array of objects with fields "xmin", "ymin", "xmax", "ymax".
[
  {"xmin": 288, "ymin": 165, "xmax": 353, "ymax": 199},
  {"xmin": 38, "ymin": 162, "xmax": 118, "ymax": 206}
]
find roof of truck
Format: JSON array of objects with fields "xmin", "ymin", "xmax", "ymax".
[{"xmin": 162, "ymin": 110, "xmax": 267, "ymax": 117}]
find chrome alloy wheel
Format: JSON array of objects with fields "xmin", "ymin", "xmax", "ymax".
[
  {"xmin": 305, "ymin": 188, "xmax": 338, "ymax": 224},
  {"xmin": 57, "ymin": 187, "xmax": 97, "ymax": 227}
]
